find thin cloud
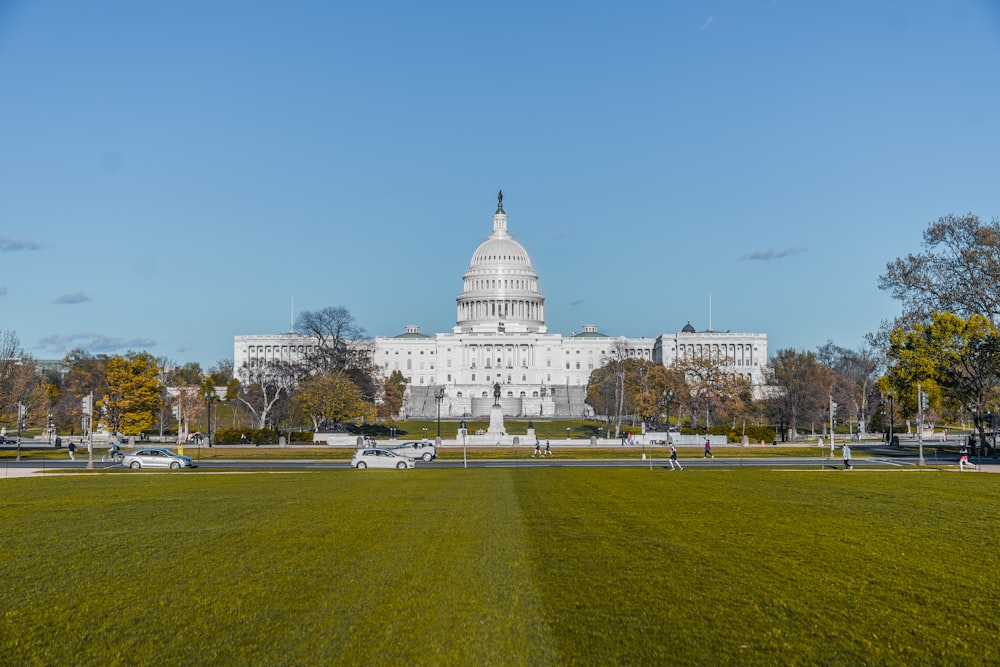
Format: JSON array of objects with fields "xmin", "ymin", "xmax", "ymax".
[
  {"xmin": 53, "ymin": 292, "xmax": 91, "ymax": 304},
  {"xmin": 0, "ymin": 236, "xmax": 46, "ymax": 252},
  {"xmin": 36, "ymin": 333, "xmax": 157, "ymax": 354},
  {"xmin": 700, "ymin": 16, "xmax": 714, "ymax": 30},
  {"xmin": 743, "ymin": 247, "xmax": 805, "ymax": 261}
]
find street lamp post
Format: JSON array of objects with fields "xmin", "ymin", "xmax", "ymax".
[
  {"xmin": 434, "ymin": 387, "xmax": 445, "ymax": 442},
  {"xmin": 887, "ymin": 390, "xmax": 896, "ymax": 446},
  {"xmin": 16, "ymin": 402, "xmax": 23, "ymax": 462},
  {"xmin": 663, "ymin": 389, "xmax": 675, "ymax": 434},
  {"xmin": 206, "ymin": 388, "xmax": 216, "ymax": 448}
]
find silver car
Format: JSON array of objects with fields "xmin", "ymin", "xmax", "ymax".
[
  {"xmin": 122, "ymin": 447, "xmax": 197, "ymax": 470},
  {"xmin": 351, "ymin": 448, "xmax": 414, "ymax": 469},
  {"xmin": 389, "ymin": 440, "xmax": 437, "ymax": 462}
]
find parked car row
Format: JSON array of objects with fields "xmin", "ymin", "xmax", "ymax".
[{"xmin": 350, "ymin": 441, "xmax": 439, "ymax": 469}]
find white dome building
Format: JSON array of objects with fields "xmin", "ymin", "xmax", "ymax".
[
  {"xmin": 234, "ymin": 193, "xmax": 769, "ymax": 418},
  {"xmin": 455, "ymin": 193, "xmax": 546, "ymax": 334}
]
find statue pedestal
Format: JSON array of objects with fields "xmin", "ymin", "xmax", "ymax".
[{"xmin": 487, "ymin": 406, "xmax": 506, "ymax": 436}]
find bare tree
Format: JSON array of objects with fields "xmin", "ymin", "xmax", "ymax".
[
  {"xmin": 879, "ymin": 213, "xmax": 1000, "ymax": 325},
  {"xmin": 765, "ymin": 348, "xmax": 836, "ymax": 440},
  {"xmin": 235, "ymin": 361, "xmax": 303, "ymax": 429},
  {"xmin": 294, "ymin": 306, "xmax": 366, "ymax": 372},
  {"xmin": 817, "ymin": 341, "xmax": 881, "ymax": 432},
  {"xmin": 1, "ymin": 331, "xmax": 45, "ymax": 433}
]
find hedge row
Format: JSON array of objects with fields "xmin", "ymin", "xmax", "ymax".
[{"xmin": 212, "ymin": 429, "xmax": 315, "ymax": 445}]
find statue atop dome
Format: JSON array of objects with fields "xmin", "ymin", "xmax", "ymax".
[{"xmin": 496, "ymin": 189, "xmax": 504, "ymax": 213}]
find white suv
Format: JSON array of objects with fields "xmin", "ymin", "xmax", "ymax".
[{"xmin": 390, "ymin": 441, "xmax": 437, "ymax": 462}]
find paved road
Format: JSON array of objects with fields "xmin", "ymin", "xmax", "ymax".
[{"xmin": 5, "ymin": 452, "xmax": 995, "ymax": 476}]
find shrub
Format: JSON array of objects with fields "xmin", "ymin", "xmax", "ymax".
[{"xmin": 214, "ymin": 428, "xmax": 279, "ymax": 445}]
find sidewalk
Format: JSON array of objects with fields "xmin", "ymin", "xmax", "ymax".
[{"xmin": 1, "ymin": 466, "xmax": 48, "ymax": 479}]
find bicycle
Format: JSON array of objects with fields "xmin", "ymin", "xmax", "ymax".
[{"xmin": 101, "ymin": 451, "xmax": 124, "ymax": 464}]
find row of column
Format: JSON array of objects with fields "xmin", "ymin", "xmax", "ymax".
[
  {"xmin": 678, "ymin": 343, "xmax": 754, "ymax": 366},
  {"xmin": 459, "ymin": 299, "xmax": 543, "ymax": 322}
]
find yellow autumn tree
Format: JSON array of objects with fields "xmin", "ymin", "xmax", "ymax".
[{"xmin": 99, "ymin": 352, "xmax": 163, "ymax": 436}]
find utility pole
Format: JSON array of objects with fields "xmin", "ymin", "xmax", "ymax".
[{"xmin": 917, "ymin": 383, "xmax": 926, "ymax": 465}]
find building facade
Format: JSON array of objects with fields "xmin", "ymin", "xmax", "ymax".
[{"xmin": 234, "ymin": 194, "xmax": 768, "ymax": 417}]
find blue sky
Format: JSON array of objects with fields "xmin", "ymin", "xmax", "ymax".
[{"xmin": 2, "ymin": 1, "xmax": 999, "ymax": 368}]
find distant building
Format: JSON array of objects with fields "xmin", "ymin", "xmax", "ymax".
[{"xmin": 234, "ymin": 194, "xmax": 767, "ymax": 417}]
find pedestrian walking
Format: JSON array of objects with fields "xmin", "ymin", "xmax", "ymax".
[
  {"xmin": 959, "ymin": 442, "xmax": 977, "ymax": 471},
  {"xmin": 68, "ymin": 440, "xmax": 76, "ymax": 461},
  {"xmin": 533, "ymin": 438, "xmax": 541, "ymax": 457},
  {"xmin": 842, "ymin": 443, "xmax": 853, "ymax": 470},
  {"xmin": 703, "ymin": 438, "xmax": 714, "ymax": 459},
  {"xmin": 544, "ymin": 439, "xmax": 552, "ymax": 457},
  {"xmin": 669, "ymin": 443, "xmax": 683, "ymax": 470}
]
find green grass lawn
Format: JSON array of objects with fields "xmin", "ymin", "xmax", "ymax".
[{"xmin": 2, "ymin": 469, "xmax": 997, "ymax": 665}]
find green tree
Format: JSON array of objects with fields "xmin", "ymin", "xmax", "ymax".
[
  {"xmin": 99, "ymin": 352, "xmax": 163, "ymax": 435},
  {"xmin": 166, "ymin": 361, "xmax": 204, "ymax": 386},
  {"xmin": 884, "ymin": 312, "xmax": 1000, "ymax": 445},
  {"xmin": 294, "ymin": 370, "xmax": 376, "ymax": 430}
]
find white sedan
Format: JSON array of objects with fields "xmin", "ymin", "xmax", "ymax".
[
  {"xmin": 122, "ymin": 447, "xmax": 197, "ymax": 470},
  {"xmin": 351, "ymin": 448, "xmax": 414, "ymax": 469}
]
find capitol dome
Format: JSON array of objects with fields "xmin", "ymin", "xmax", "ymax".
[{"xmin": 455, "ymin": 192, "xmax": 546, "ymax": 334}]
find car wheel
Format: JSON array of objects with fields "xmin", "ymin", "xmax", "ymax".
[
  {"xmin": 397, "ymin": 461, "xmax": 407, "ymax": 469},
  {"xmin": 170, "ymin": 461, "xmax": 181, "ymax": 470},
  {"xmin": 356, "ymin": 461, "xmax": 367, "ymax": 469},
  {"xmin": 422, "ymin": 452, "xmax": 433, "ymax": 462},
  {"xmin": 130, "ymin": 461, "xmax": 141, "ymax": 470}
]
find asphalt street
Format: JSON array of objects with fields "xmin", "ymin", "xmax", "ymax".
[{"xmin": 3, "ymin": 448, "xmax": 995, "ymax": 476}]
